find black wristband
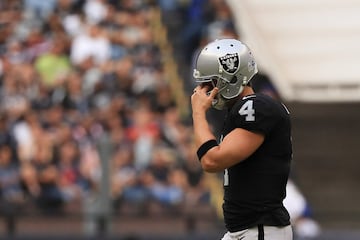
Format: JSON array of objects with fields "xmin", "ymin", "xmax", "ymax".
[{"xmin": 197, "ymin": 139, "xmax": 218, "ymax": 161}]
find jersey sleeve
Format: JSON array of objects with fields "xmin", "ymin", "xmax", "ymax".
[{"xmin": 230, "ymin": 96, "xmax": 279, "ymax": 135}]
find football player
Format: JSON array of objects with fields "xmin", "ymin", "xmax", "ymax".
[{"xmin": 191, "ymin": 39, "xmax": 293, "ymax": 240}]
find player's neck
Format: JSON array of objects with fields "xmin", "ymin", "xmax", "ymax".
[
  {"xmin": 226, "ymin": 86, "xmax": 255, "ymax": 109},
  {"xmin": 241, "ymin": 86, "xmax": 255, "ymax": 97}
]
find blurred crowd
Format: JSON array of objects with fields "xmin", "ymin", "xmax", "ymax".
[{"xmin": 0, "ymin": 0, "xmax": 234, "ymax": 216}]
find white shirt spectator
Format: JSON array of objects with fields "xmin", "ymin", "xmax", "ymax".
[
  {"xmin": 62, "ymin": 14, "xmax": 86, "ymax": 37},
  {"xmin": 12, "ymin": 120, "xmax": 36, "ymax": 162},
  {"xmin": 83, "ymin": 0, "xmax": 108, "ymax": 25},
  {"xmin": 70, "ymin": 24, "xmax": 111, "ymax": 65}
]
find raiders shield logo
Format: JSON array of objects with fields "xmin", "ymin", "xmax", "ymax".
[{"xmin": 219, "ymin": 53, "xmax": 239, "ymax": 74}]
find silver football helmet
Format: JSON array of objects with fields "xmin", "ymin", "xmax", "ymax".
[{"xmin": 193, "ymin": 39, "xmax": 258, "ymax": 110}]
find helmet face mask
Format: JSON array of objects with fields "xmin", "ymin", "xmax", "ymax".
[
  {"xmin": 193, "ymin": 39, "xmax": 258, "ymax": 110},
  {"xmin": 192, "ymin": 73, "xmax": 231, "ymax": 110}
]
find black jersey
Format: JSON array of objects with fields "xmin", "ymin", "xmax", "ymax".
[{"xmin": 221, "ymin": 93, "xmax": 292, "ymax": 232}]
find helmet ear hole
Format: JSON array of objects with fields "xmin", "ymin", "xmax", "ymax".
[{"xmin": 230, "ymin": 76, "xmax": 237, "ymax": 84}]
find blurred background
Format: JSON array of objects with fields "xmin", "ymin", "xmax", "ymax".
[{"xmin": 0, "ymin": 0, "xmax": 359, "ymax": 239}]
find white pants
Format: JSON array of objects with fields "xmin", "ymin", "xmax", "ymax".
[{"xmin": 221, "ymin": 225, "xmax": 293, "ymax": 240}]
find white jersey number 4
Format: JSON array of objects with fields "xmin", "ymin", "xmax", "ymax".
[{"xmin": 239, "ymin": 100, "xmax": 255, "ymax": 121}]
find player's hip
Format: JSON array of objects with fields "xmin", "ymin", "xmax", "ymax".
[{"xmin": 221, "ymin": 225, "xmax": 292, "ymax": 240}]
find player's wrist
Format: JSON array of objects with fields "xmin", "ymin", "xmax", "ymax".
[
  {"xmin": 197, "ymin": 139, "xmax": 218, "ymax": 161},
  {"xmin": 192, "ymin": 114, "xmax": 205, "ymax": 121}
]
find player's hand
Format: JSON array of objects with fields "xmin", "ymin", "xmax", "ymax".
[{"xmin": 191, "ymin": 86, "xmax": 219, "ymax": 114}]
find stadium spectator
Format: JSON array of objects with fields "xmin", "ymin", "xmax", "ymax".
[
  {"xmin": 12, "ymin": 111, "xmax": 39, "ymax": 163},
  {"xmin": 56, "ymin": 139, "xmax": 83, "ymax": 203},
  {"xmin": 0, "ymin": 116, "xmax": 18, "ymax": 160},
  {"xmin": 111, "ymin": 146, "xmax": 149, "ymax": 213},
  {"xmin": 142, "ymin": 147, "xmax": 184, "ymax": 207},
  {"xmin": 35, "ymin": 37, "xmax": 71, "ymax": 88},
  {"xmin": 130, "ymin": 103, "xmax": 160, "ymax": 171},
  {"xmin": 0, "ymin": 144, "xmax": 24, "ymax": 205},
  {"xmin": 0, "ymin": 144, "xmax": 23, "ymax": 236},
  {"xmin": 70, "ymin": 23, "xmax": 111, "ymax": 67},
  {"xmin": 83, "ymin": 0, "xmax": 108, "ymax": 25},
  {"xmin": 23, "ymin": 0, "xmax": 57, "ymax": 21},
  {"xmin": 61, "ymin": 70, "xmax": 90, "ymax": 116}
]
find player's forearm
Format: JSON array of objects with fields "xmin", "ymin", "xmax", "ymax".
[
  {"xmin": 192, "ymin": 112, "xmax": 216, "ymax": 147},
  {"xmin": 193, "ymin": 113, "xmax": 227, "ymax": 172}
]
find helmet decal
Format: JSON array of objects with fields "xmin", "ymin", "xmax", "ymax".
[{"xmin": 219, "ymin": 53, "xmax": 239, "ymax": 74}]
